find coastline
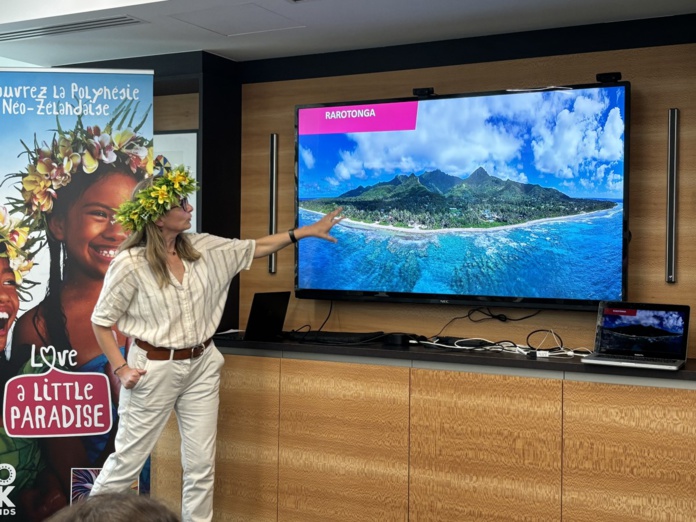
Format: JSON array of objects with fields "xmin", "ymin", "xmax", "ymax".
[{"xmin": 300, "ymin": 204, "xmax": 621, "ymax": 235}]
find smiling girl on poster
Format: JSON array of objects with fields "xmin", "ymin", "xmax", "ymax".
[{"xmin": 4, "ymin": 105, "xmax": 153, "ymax": 504}]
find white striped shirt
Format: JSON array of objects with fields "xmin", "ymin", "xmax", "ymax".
[{"xmin": 91, "ymin": 233, "xmax": 255, "ymax": 349}]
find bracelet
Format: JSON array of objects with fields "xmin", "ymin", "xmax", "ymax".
[
  {"xmin": 113, "ymin": 362, "xmax": 128, "ymax": 375},
  {"xmin": 288, "ymin": 228, "xmax": 298, "ymax": 244}
]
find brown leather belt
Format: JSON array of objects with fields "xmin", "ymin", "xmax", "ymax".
[{"xmin": 135, "ymin": 338, "xmax": 212, "ymax": 360}]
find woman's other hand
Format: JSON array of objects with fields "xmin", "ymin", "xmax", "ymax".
[{"xmin": 117, "ymin": 365, "xmax": 147, "ymax": 389}]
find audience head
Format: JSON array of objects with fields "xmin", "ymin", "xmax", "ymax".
[{"xmin": 45, "ymin": 492, "xmax": 180, "ymax": 522}]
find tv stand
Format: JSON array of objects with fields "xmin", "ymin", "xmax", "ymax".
[{"xmin": 284, "ymin": 330, "xmax": 385, "ymax": 344}]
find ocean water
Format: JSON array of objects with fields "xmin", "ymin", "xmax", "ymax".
[{"xmin": 297, "ymin": 204, "xmax": 625, "ymax": 301}]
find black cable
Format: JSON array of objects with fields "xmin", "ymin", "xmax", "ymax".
[
  {"xmin": 286, "ymin": 301, "xmax": 333, "ymax": 342},
  {"xmin": 315, "ymin": 300, "xmax": 333, "ymax": 333},
  {"xmin": 467, "ymin": 307, "xmax": 542, "ymax": 323},
  {"xmin": 432, "ymin": 307, "xmax": 542, "ymax": 338}
]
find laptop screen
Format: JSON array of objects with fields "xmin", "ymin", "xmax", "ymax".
[{"xmin": 595, "ymin": 301, "xmax": 690, "ymax": 359}]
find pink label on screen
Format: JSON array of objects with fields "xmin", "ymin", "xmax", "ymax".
[{"xmin": 299, "ymin": 101, "xmax": 418, "ymax": 135}]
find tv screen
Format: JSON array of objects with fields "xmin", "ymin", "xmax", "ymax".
[{"xmin": 294, "ymin": 81, "xmax": 630, "ymax": 311}]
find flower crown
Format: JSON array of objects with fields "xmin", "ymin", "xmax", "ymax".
[
  {"xmin": 0, "ymin": 205, "xmax": 42, "ymax": 298},
  {"xmin": 3, "ymin": 101, "xmax": 153, "ymax": 230},
  {"xmin": 113, "ymin": 156, "xmax": 199, "ymax": 233}
]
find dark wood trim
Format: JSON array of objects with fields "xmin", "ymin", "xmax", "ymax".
[{"xmin": 240, "ymin": 14, "xmax": 696, "ymax": 83}]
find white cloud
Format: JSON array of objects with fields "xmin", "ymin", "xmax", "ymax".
[
  {"xmin": 299, "ymin": 145, "xmax": 315, "ymax": 169},
  {"xmin": 599, "ymin": 107, "xmax": 624, "ymax": 161},
  {"xmin": 334, "ymin": 149, "xmax": 366, "ymax": 180},
  {"xmin": 324, "ymin": 88, "xmax": 624, "ymax": 196}
]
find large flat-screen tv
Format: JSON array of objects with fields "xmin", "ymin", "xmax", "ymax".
[{"xmin": 294, "ymin": 81, "xmax": 630, "ymax": 311}]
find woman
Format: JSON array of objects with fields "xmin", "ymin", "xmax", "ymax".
[
  {"xmin": 89, "ymin": 160, "xmax": 342, "ymax": 522},
  {"xmin": 7, "ymin": 112, "xmax": 152, "ymax": 499}
]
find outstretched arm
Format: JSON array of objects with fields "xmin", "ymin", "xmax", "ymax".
[{"xmin": 253, "ymin": 207, "xmax": 344, "ymax": 258}]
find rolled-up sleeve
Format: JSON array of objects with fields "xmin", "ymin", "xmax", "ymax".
[{"xmin": 91, "ymin": 254, "xmax": 137, "ymax": 327}]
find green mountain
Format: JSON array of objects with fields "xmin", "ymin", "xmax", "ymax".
[{"xmin": 301, "ymin": 167, "xmax": 616, "ymax": 230}]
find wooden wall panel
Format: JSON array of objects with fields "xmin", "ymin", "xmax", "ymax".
[
  {"xmin": 410, "ymin": 369, "xmax": 563, "ymax": 521},
  {"xmin": 153, "ymin": 93, "xmax": 199, "ymax": 131},
  {"xmin": 240, "ymin": 43, "xmax": 696, "ymax": 356},
  {"xmin": 278, "ymin": 359, "xmax": 410, "ymax": 522},
  {"xmin": 563, "ymin": 381, "xmax": 696, "ymax": 521}
]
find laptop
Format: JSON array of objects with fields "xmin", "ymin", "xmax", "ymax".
[
  {"xmin": 582, "ymin": 301, "xmax": 690, "ymax": 371},
  {"xmin": 242, "ymin": 291, "xmax": 291, "ymax": 342},
  {"xmin": 215, "ymin": 291, "xmax": 290, "ymax": 342}
]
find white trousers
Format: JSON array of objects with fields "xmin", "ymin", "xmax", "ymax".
[{"xmin": 91, "ymin": 342, "xmax": 225, "ymax": 522}]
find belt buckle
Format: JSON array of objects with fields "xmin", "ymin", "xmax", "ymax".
[{"xmin": 192, "ymin": 342, "xmax": 205, "ymax": 359}]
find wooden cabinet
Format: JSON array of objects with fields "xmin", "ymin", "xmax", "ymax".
[
  {"xmin": 152, "ymin": 354, "xmax": 696, "ymax": 521},
  {"xmin": 563, "ymin": 380, "xmax": 696, "ymax": 521},
  {"xmin": 410, "ymin": 369, "xmax": 563, "ymax": 521},
  {"xmin": 278, "ymin": 358, "xmax": 410, "ymax": 522}
]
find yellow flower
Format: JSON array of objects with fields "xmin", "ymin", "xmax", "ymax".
[
  {"xmin": 7, "ymin": 247, "xmax": 33, "ymax": 283},
  {"xmin": 9, "ymin": 226, "xmax": 29, "ymax": 249},
  {"xmin": 22, "ymin": 170, "xmax": 51, "ymax": 195},
  {"xmin": 63, "ymin": 152, "xmax": 81, "ymax": 174},
  {"xmin": 32, "ymin": 189, "xmax": 56, "ymax": 213},
  {"xmin": 167, "ymin": 170, "xmax": 189, "ymax": 190},
  {"xmin": 141, "ymin": 198, "xmax": 156, "ymax": 212},
  {"xmin": 16, "ymin": 259, "xmax": 34, "ymax": 282},
  {"xmin": 36, "ymin": 157, "xmax": 57, "ymax": 179},
  {"xmin": 150, "ymin": 186, "xmax": 171, "ymax": 205},
  {"xmin": 112, "ymin": 129, "xmax": 135, "ymax": 151},
  {"xmin": 4, "ymin": 244, "xmax": 31, "ymax": 283},
  {"xmin": 82, "ymin": 149, "xmax": 99, "ymax": 174}
]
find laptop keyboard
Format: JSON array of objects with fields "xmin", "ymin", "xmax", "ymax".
[{"xmin": 599, "ymin": 354, "xmax": 679, "ymax": 364}]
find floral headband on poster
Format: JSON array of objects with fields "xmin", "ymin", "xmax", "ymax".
[
  {"xmin": 113, "ymin": 156, "xmax": 199, "ymax": 233},
  {"xmin": 0, "ymin": 205, "xmax": 42, "ymax": 298},
  {"xmin": 2, "ymin": 101, "xmax": 153, "ymax": 231}
]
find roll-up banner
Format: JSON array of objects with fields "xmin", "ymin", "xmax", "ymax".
[{"xmin": 0, "ymin": 68, "xmax": 153, "ymax": 521}]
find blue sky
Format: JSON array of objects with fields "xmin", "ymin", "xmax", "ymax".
[
  {"xmin": 298, "ymin": 85, "xmax": 626, "ymax": 199},
  {"xmin": 0, "ymin": 69, "xmax": 153, "ymax": 180}
]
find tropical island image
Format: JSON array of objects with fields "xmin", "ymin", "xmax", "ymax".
[
  {"xmin": 295, "ymin": 86, "xmax": 627, "ymax": 301},
  {"xmin": 300, "ymin": 167, "xmax": 615, "ymax": 231}
]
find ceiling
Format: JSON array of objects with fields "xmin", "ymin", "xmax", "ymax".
[{"xmin": 0, "ymin": 0, "xmax": 695, "ymax": 68}]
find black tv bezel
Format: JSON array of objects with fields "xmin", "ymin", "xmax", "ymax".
[{"xmin": 293, "ymin": 81, "xmax": 630, "ymax": 312}]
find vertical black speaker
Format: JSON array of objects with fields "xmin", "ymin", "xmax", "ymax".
[
  {"xmin": 666, "ymin": 108, "xmax": 679, "ymax": 283},
  {"xmin": 269, "ymin": 133, "xmax": 279, "ymax": 274}
]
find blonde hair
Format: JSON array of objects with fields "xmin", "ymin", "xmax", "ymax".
[{"xmin": 118, "ymin": 178, "xmax": 200, "ymax": 288}]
